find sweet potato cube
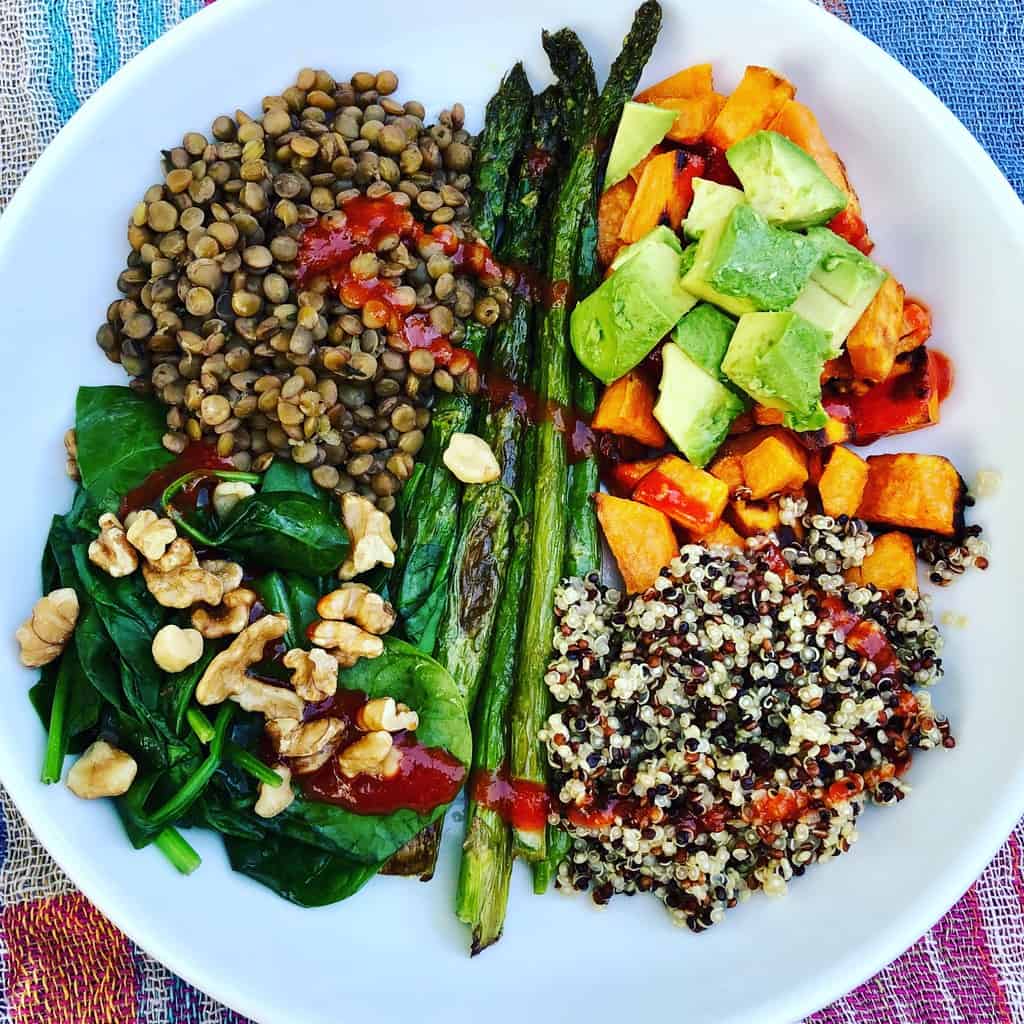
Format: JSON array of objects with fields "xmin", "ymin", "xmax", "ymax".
[
  {"xmin": 768, "ymin": 100, "xmax": 862, "ymax": 219},
  {"xmin": 697, "ymin": 520, "xmax": 745, "ymax": 550},
  {"xmin": 635, "ymin": 63, "xmax": 715, "ymax": 104},
  {"xmin": 656, "ymin": 94, "xmax": 728, "ymax": 144},
  {"xmin": 609, "ymin": 458, "xmax": 662, "ymax": 497},
  {"xmin": 728, "ymin": 498, "xmax": 781, "ymax": 538},
  {"xmin": 897, "ymin": 299, "xmax": 933, "ymax": 355},
  {"xmin": 858, "ymin": 453, "xmax": 964, "ymax": 536},
  {"xmin": 595, "ymin": 494, "xmax": 679, "ymax": 593},
  {"xmin": 846, "ymin": 347, "xmax": 941, "ymax": 442},
  {"xmin": 818, "ymin": 446, "xmax": 869, "ymax": 518},
  {"xmin": 705, "ymin": 66, "xmax": 796, "ymax": 149},
  {"xmin": 620, "ymin": 151, "xmax": 699, "ymax": 241},
  {"xmin": 592, "ymin": 371, "xmax": 668, "ymax": 447},
  {"xmin": 753, "ymin": 404, "xmax": 786, "ymax": 426},
  {"xmin": 632, "ymin": 455, "xmax": 729, "ymax": 533},
  {"xmin": 629, "ymin": 144, "xmax": 669, "ymax": 184},
  {"xmin": 708, "ymin": 451, "xmax": 746, "ymax": 496},
  {"xmin": 847, "ymin": 276, "xmax": 906, "ymax": 382},
  {"xmin": 846, "ymin": 532, "xmax": 918, "ymax": 594},
  {"xmin": 741, "ymin": 436, "xmax": 809, "ymax": 500},
  {"xmin": 597, "ymin": 178, "xmax": 637, "ymax": 267}
]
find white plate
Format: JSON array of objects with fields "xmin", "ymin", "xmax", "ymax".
[{"xmin": 1, "ymin": 0, "xmax": 1022, "ymax": 1021}]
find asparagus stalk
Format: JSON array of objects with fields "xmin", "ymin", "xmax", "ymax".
[
  {"xmin": 509, "ymin": 2, "xmax": 661, "ymax": 859},
  {"xmin": 390, "ymin": 65, "xmax": 533, "ymax": 653},
  {"xmin": 455, "ymin": 92, "xmax": 563, "ymax": 950}
]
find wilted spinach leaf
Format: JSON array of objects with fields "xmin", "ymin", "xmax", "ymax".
[
  {"xmin": 256, "ymin": 570, "xmax": 322, "ymax": 648},
  {"xmin": 75, "ymin": 386, "xmax": 173, "ymax": 512},
  {"xmin": 260, "ymin": 461, "xmax": 324, "ymax": 502}
]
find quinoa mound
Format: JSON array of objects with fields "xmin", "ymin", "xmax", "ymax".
[{"xmin": 541, "ymin": 498, "xmax": 952, "ymax": 932}]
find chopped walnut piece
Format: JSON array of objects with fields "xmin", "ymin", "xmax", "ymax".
[
  {"xmin": 355, "ymin": 697, "xmax": 419, "ymax": 733},
  {"xmin": 339, "ymin": 493, "xmax": 396, "ymax": 581},
  {"xmin": 232, "ymin": 679, "xmax": 305, "ymax": 719},
  {"xmin": 290, "ymin": 747, "xmax": 337, "ymax": 776},
  {"xmin": 150, "ymin": 537, "xmax": 198, "ymax": 573},
  {"xmin": 283, "ymin": 647, "xmax": 338, "ymax": 702},
  {"xmin": 307, "ymin": 620, "xmax": 384, "ymax": 668},
  {"xmin": 443, "ymin": 432, "xmax": 501, "ymax": 484},
  {"xmin": 200, "ymin": 559, "xmax": 244, "ymax": 595},
  {"xmin": 254, "ymin": 764, "xmax": 295, "ymax": 819},
  {"xmin": 317, "ymin": 584, "xmax": 396, "ymax": 635},
  {"xmin": 66, "ymin": 741, "xmax": 138, "ymax": 799},
  {"xmin": 212, "ymin": 480, "xmax": 256, "ymax": 520},
  {"xmin": 88, "ymin": 514, "xmax": 138, "ymax": 578},
  {"xmin": 125, "ymin": 509, "xmax": 177, "ymax": 562},
  {"xmin": 16, "ymin": 588, "xmax": 79, "ymax": 667},
  {"xmin": 266, "ymin": 716, "xmax": 346, "ymax": 758},
  {"xmin": 64, "ymin": 429, "xmax": 79, "ymax": 481},
  {"xmin": 195, "ymin": 614, "xmax": 291, "ymax": 706},
  {"xmin": 191, "ymin": 587, "xmax": 258, "ymax": 639},
  {"xmin": 143, "ymin": 562, "xmax": 223, "ymax": 609},
  {"xmin": 337, "ymin": 731, "xmax": 401, "ymax": 779},
  {"xmin": 151, "ymin": 624, "xmax": 204, "ymax": 673}
]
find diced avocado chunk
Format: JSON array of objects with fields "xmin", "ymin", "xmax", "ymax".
[
  {"xmin": 610, "ymin": 225, "xmax": 682, "ymax": 270},
  {"xmin": 790, "ymin": 228, "xmax": 888, "ymax": 354},
  {"xmin": 679, "ymin": 241, "xmax": 698, "ymax": 278},
  {"xmin": 683, "ymin": 213, "xmax": 758, "ymax": 317},
  {"xmin": 672, "ymin": 303, "xmax": 736, "ymax": 381},
  {"xmin": 722, "ymin": 311, "xmax": 833, "ymax": 429},
  {"xmin": 709, "ymin": 204, "xmax": 820, "ymax": 311},
  {"xmin": 683, "ymin": 178, "xmax": 746, "ymax": 240},
  {"xmin": 604, "ymin": 102, "xmax": 678, "ymax": 190},
  {"xmin": 571, "ymin": 239, "xmax": 697, "ymax": 384},
  {"xmin": 726, "ymin": 131, "xmax": 848, "ymax": 230},
  {"xmin": 654, "ymin": 344, "xmax": 746, "ymax": 467}
]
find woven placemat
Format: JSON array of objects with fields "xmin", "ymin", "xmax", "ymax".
[{"xmin": 1, "ymin": 1, "xmax": 1022, "ymax": 1021}]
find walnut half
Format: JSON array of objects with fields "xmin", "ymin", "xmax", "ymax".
[
  {"xmin": 339, "ymin": 493, "xmax": 396, "ymax": 581},
  {"xmin": 88, "ymin": 514, "xmax": 138, "ymax": 578},
  {"xmin": 16, "ymin": 588, "xmax": 79, "ymax": 667}
]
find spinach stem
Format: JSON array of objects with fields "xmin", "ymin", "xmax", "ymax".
[
  {"xmin": 41, "ymin": 658, "xmax": 71, "ymax": 785},
  {"xmin": 159, "ymin": 469, "xmax": 260, "ymax": 510},
  {"xmin": 186, "ymin": 707, "xmax": 216, "ymax": 744},
  {"xmin": 154, "ymin": 827, "xmax": 202, "ymax": 875},
  {"xmin": 187, "ymin": 708, "xmax": 281, "ymax": 787}
]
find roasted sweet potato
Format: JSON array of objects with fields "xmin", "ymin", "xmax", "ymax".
[
  {"xmin": 657, "ymin": 94, "xmax": 728, "ymax": 144},
  {"xmin": 609, "ymin": 457, "xmax": 662, "ymax": 497},
  {"xmin": 741, "ymin": 435, "xmax": 809, "ymax": 500},
  {"xmin": 597, "ymin": 178, "xmax": 637, "ymax": 267},
  {"xmin": 828, "ymin": 209, "xmax": 874, "ymax": 255},
  {"xmin": 619, "ymin": 150, "xmax": 701, "ymax": 241},
  {"xmin": 632, "ymin": 455, "xmax": 729, "ymax": 533},
  {"xmin": 729, "ymin": 410, "xmax": 756, "ymax": 436},
  {"xmin": 635, "ymin": 63, "xmax": 715, "ymax": 104},
  {"xmin": 897, "ymin": 299, "xmax": 933, "ymax": 355},
  {"xmin": 708, "ymin": 451, "xmax": 746, "ymax": 496},
  {"xmin": 769, "ymin": 100, "xmax": 863, "ymax": 219},
  {"xmin": 847, "ymin": 276, "xmax": 906, "ymax": 382},
  {"xmin": 592, "ymin": 371, "xmax": 668, "ymax": 447},
  {"xmin": 595, "ymin": 493, "xmax": 679, "ymax": 593},
  {"xmin": 844, "ymin": 347, "xmax": 942, "ymax": 442},
  {"xmin": 857, "ymin": 453, "xmax": 964, "ymax": 537},
  {"xmin": 629, "ymin": 144, "xmax": 669, "ymax": 184},
  {"xmin": 846, "ymin": 531, "xmax": 918, "ymax": 594},
  {"xmin": 696, "ymin": 520, "xmax": 745, "ymax": 550},
  {"xmin": 705, "ymin": 66, "xmax": 796, "ymax": 150},
  {"xmin": 818, "ymin": 445, "xmax": 869, "ymax": 518},
  {"xmin": 753, "ymin": 404, "xmax": 786, "ymax": 426},
  {"xmin": 728, "ymin": 498, "xmax": 781, "ymax": 538},
  {"xmin": 796, "ymin": 415, "xmax": 854, "ymax": 450}
]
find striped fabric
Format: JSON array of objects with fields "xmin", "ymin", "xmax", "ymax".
[{"xmin": 1, "ymin": 1, "xmax": 1022, "ymax": 1022}]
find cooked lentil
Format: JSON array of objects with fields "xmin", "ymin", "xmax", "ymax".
[
  {"xmin": 97, "ymin": 68, "xmax": 503, "ymax": 507},
  {"xmin": 541, "ymin": 497, "xmax": 952, "ymax": 932}
]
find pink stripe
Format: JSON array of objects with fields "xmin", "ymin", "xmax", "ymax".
[
  {"xmin": 961, "ymin": 886, "xmax": 1014, "ymax": 1024},
  {"xmin": 1008, "ymin": 832, "xmax": 1024, "ymax": 910}
]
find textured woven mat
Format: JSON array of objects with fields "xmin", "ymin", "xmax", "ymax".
[{"xmin": 1, "ymin": 1, "xmax": 1022, "ymax": 1021}]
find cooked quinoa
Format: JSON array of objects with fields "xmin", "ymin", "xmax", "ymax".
[{"xmin": 540, "ymin": 498, "xmax": 953, "ymax": 932}]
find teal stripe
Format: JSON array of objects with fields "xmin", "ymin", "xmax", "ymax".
[
  {"xmin": 138, "ymin": 0, "xmax": 166, "ymax": 46},
  {"xmin": 44, "ymin": 0, "xmax": 80, "ymax": 123},
  {"xmin": 181, "ymin": 0, "xmax": 208, "ymax": 15},
  {"xmin": 92, "ymin": 0, "xmax": 122, "ymax": 85}
]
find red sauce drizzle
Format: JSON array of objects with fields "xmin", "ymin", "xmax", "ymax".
[
  {"xmin": 471, "ymin": 766, "xmax": 549, "ymax": 832},
  {"xmin": 301, "ymin": 688, "xmax": 465, "ymax": 816},
  {"xmin": 120, "ymin": 444, "xmax": 233, "ymax": 517},
  {"xmin": 931, "ymin": 349, "xmax": 954, "ymax": 403}
]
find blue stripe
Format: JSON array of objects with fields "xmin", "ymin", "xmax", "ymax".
[
  {"xmin": 138, "ymin": 0, "xmax": 166, "ymax": 46},
  {"xmin": 849, "ymin": 0, "xmax": 1024, "ymax": 199},
  {"xmin": 181, "ymin": 0, "xmax": 208, "ymax": 16},
  {"xmin": 44, "ymin": 0, "xmax": 81, "ymax": 123},
  {"xmin": 92, "ymin": 0, "xmax": 122, "ymax": 86}
]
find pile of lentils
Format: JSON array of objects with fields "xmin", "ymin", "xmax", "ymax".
[
  {"xmin": 540, "ymin": 497, "xmax": 952, "ymax": 932},
  {"xmin": 96, "ymin": 68, "xmax": 504, "ymax": 513}
]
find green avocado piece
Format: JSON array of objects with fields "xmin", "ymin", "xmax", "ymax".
[
  {"xmin": 679, "ymin": 241, "xmax": 698, "ymax": 278},
  {"xmin": 709, "ymin": 204, "xmax": 820, "ymax": 310},
  {"xmin": 610, "ymin": 225, "xmax": 682, "ymax": 271},
  {"xmin": 683, "ymin": 178, "xmax": 746, "ymax": 240},
  {"xmin": 722, "ymin": 311, "xmax": 833, "ymax": 428},
  {"xmin": 654, "ymin": 343, "xmax": 746, "ymax": 467},
  {"xmin": 682, "ymin": 212, "xmax": 758, "ymax": 317},
  {"xmin": 726, "ymin": 130, "xmax": 848, "ymax": 230},
  {"xmin": 790, "ymin": 228, "xmax": 888, "ymax": 354},
  {"xmin": 603, "ymin": 102, "xmax": 678, "ymax": 190},
  {"xmin": 570, "ymin": 240, "xmax": 697, "ymax": 384},
  {"xmin": 672, "ymin": 303, "xmax": 736, "ymax": 381}
]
